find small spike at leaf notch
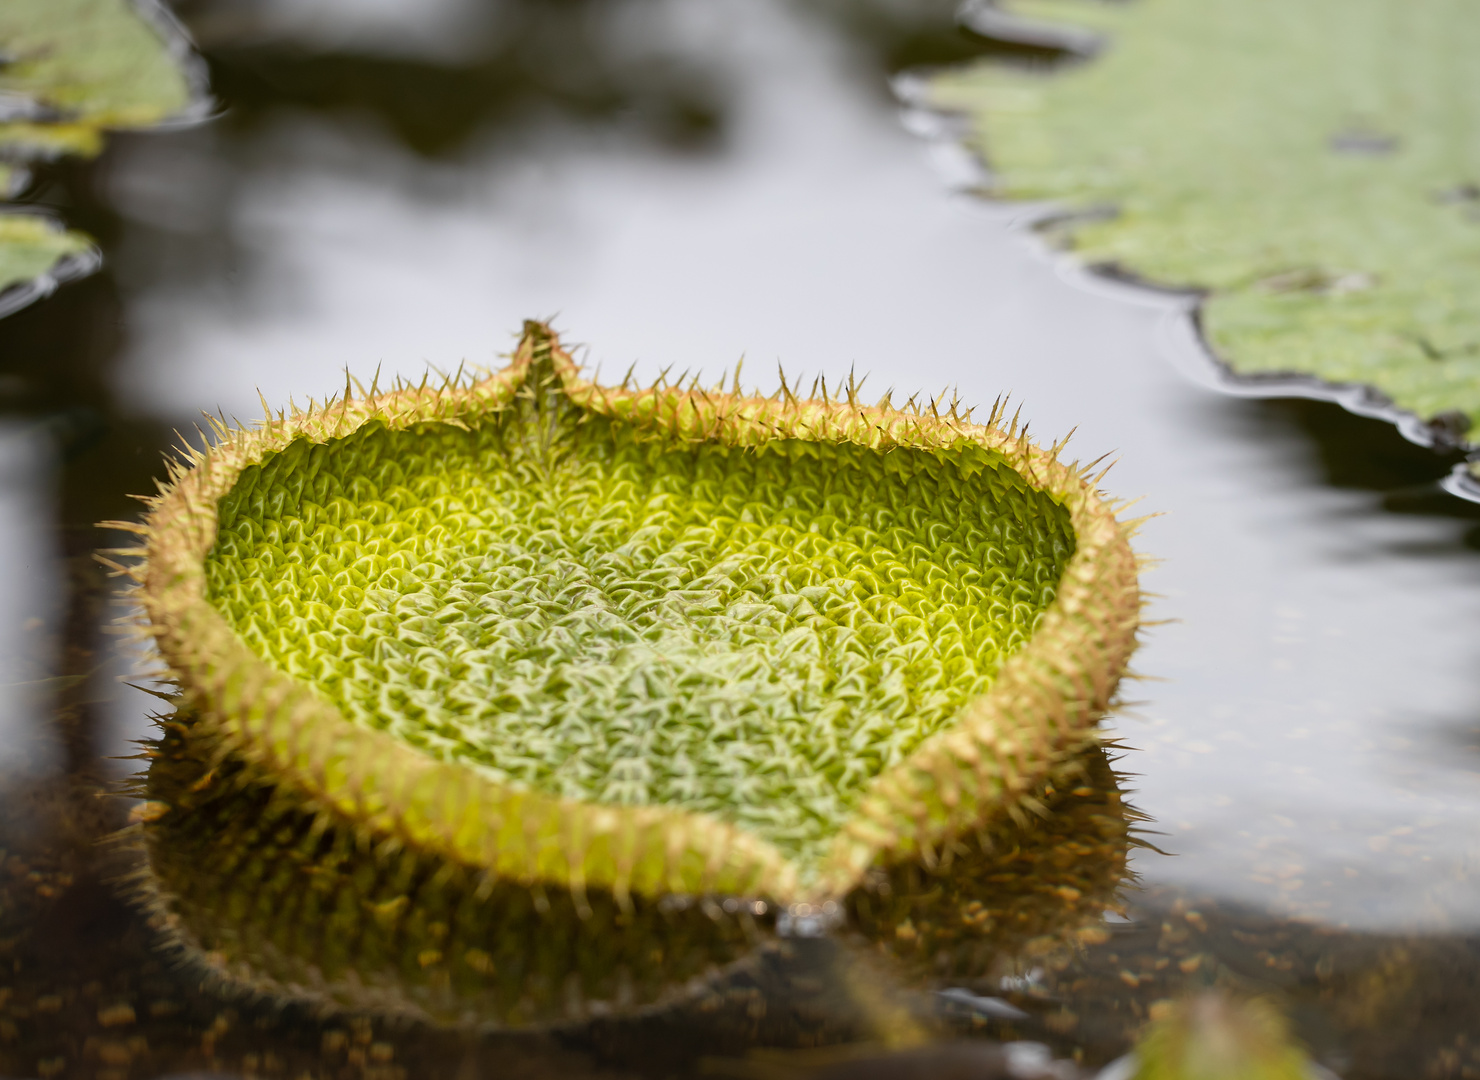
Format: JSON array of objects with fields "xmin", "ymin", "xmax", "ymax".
[{"xmin": 126, "ymin": 320, "xmax": 1142, "ymax": 1027}]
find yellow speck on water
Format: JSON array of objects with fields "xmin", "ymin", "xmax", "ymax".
[
  {"xmin": 463, "ymin": 948, "xmax": 495, "ymax": 975},
  {"xmin": 127, "ymin": 801, "xmax": 170, "ymax": 824},
  {"xmin": 365, "ymin": 895, "xmax": 410, "ymax": 928},
  {"xmin": 97, "ymin": 1003, "xmax": 136, "ymax": 1026},
  {"xmin": 321, "ymin": 1030, "xmax": 348, "ymax": 1054},
  {"xmin": 95, "ymin": 1040, "xmax": 132, "ymax": 1066}
]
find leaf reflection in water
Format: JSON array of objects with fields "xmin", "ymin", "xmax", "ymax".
[{"xmin": 128, "ymin": 714, "xmax": 1133, "ymax": 1064}]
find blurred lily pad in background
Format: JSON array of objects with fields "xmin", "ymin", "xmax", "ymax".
[
  {"xmin": 0, "ymin": 0, "xmax": 203, "ymax": 309},
  {"xmin": 933, "ymin": 0, "xmax": 1480, "ymax": 436},
  {"xmin": 0, "ymin": 213, "xmax": 89, "ymax": 311}
]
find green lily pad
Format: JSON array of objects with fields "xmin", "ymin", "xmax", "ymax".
[
  {"xmin": 0, "ymin": 0, "xmax": 201, "ymax": 314},
  {"xmin": 0, "ymin": 0, "xmax": 195, "ymax": 127},
  {"xmin": 932, "ymin": 0, "xmax": 1480, "ymax": 430},
  {"xmin": 0, "ymin": 212, "xmax": 91, "ymax": 310},
  {"xmin": 124, "ymin": 323, "xmax": 1141, "ymax": 1025}
]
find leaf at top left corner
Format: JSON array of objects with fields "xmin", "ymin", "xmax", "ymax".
[
  {"xmin": 0, "ymin": 0, "xmax": 202, "ymax": 128},
  {"xmin": 0, "ymin": 0, "xmax": 208, "ymax": 318}
]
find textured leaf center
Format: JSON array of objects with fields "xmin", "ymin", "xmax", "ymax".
[{"xmin": 205, "ymin": 395, "xmax": 1073, "ymax": 861}]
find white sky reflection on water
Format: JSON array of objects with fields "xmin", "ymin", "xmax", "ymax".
[{"xmin": 104, "ymin": 0, "xmax": 1480, "ymax": 929}]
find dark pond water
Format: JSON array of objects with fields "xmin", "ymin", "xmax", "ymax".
[{"xmin": 3, "ymin": 1, "xmax": 1480, "ymax": 1076}]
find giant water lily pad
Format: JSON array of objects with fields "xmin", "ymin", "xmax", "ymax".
[
  {"xmin": 933, "ymin": 0, "xmax": 1480, "ymax": 430},
  {"xmin": 0, "ymin": 0, "xmax": 201, "ymax": 313},
  {"xmin": 124, "ymin": 323, "xmax": 1140, "ymax": 1024}
]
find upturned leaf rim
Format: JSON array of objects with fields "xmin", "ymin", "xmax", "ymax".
[{"xmin": 124, "ymin": 322, "xmax": 1141, "ymax": 906}]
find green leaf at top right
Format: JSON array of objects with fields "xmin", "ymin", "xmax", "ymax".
[{"xmin": 932, "ymin": 0, "xmax": 1480, "ymax": 439}]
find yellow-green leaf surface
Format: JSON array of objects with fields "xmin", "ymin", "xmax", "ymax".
[
  {"xmin": 0, "ymin": 0, "xmax": 199, "ymax": 311},
  {"xmin": 205, "ymin": 397, "xmax": 1073, "ymax": 867},
  {"xmin": 934, "ymin": 0, "xmax": 1480, "ymax": 427}
]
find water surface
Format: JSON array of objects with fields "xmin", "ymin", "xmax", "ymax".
[{"xmin": 3, "ymin": 0, "xmax": 1480, "ymax": 1075}]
